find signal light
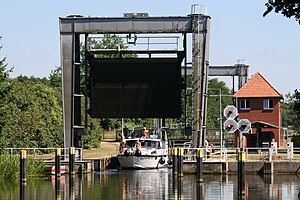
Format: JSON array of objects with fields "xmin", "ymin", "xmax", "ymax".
[
  {"xmin": 223, "ymin": 119, "xmax": 238, "ymax": 133},
  {"xmin": 238, "ymin": 119, "xmax": 251, "ymax": 133},
  {"xmin": 223, "ymin": 105, "xmax": 238, "ymax": 119}
]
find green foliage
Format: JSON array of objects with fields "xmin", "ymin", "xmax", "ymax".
[
  {"xmin": 177, "ymin": 77, "xmax": 232, "ymax": 129},
  {"xmin": 281, "ymin": 90, "xmax": 300, "ymax": 133},
  {"xmin": 207, "ymin": 79, "xmax": 232, "ymax": 128},
  {"xmin": 49, "ymin": 66, "xmax": 62, "ymax": 87},
  {"xmin": 0, "ymin": 155, "xmax": 19, "ymax": 180},
  {"xmin": 0, "ymin": 155, "xmax": 46, "ymax": 180},
  {"xmin": 292, "ymin": 135, "xmax": 300, "ymax": 147},
  {"xmin": 82, "ymin": 120, "xmax": 102, "ymax": 149},
  {"xmin": 293, "ymin": 89, "xmax": 300, "ymax": 132},
  {"xmin": 0, "ymin": 77, "xmax": 63, "ymax": 148},
  {"xmin": 264, "ymin": 1, "xmax": 300, "ymax": 24},
  {"xmin": 281, "ymin": 93, "xmax": 297, "ymax": 127}
]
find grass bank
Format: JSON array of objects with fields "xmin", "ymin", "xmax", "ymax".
[{"xmin": 0, "ymin": 154, "xmax": 46, "ymax": 180}]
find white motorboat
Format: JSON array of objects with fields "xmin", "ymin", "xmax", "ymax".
[{"xmin": 117, "ymin": 127, "xmax": 169, "ymax": 169}]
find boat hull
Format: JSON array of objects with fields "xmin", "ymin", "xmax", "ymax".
[{"xmin": 118, "ymin": 155, "xmax": 168, "ymax": 169}]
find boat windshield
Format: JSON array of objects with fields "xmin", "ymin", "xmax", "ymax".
[
  {"xmin": 130, "ymin": 127, "xmax": 161, "ymax": 139},
  {"xmin": 124, "ymin": 140, "xmax": 161, "ymax": 148},
  {"xmin": 140, "ymin": 140, "xmax": 160, "ymax": 148}
]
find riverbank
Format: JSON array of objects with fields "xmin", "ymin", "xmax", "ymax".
[{"xmin": 82, "ymin": 140, "xmax": 119, "ymax": 159}]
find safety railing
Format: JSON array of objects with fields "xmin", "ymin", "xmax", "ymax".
[
  {"xmin": 176, "ymin": 147, "xmax": 300, "ymax": 162},
  {"xmin": 1, "ymin": 147, "xmax": 83, "ymax": 161}
]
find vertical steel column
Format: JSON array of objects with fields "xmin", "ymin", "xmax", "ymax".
[
  {"xmin": 74, "ymin": 33, "xmax": 82, "ymax": 148},
  {"xmin": 192, "ymin": 14, "xmax": 210, "ymax": 148},
  {"xmin": 84, "ymin": 34, "xmax": 89, "ymax": 135},
  {"xmin": 61, "ymin": 32, "xmax": 73, "ymax": 149},
  {"xmin": 183, "ymin": 33, "xmax": 187, "ymax": 136}
]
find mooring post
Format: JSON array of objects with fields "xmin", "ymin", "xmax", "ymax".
[
  {"xmin": 172, "ymin": 147, "xmax": 178, "ymax": 175},
  {"xmin": 20, "ymin": 150, "xmax": 27, "ymax": 182},
  {"xmin": 20, "ymin": 182, "xmax": 26, "ymax": 200},
  {"xmin": 55, "ymin": 148, "xmax": 61, "ymax": 177},
  {"xmin": 196, "ymin": 148, "xmax": 203, "ymax": 182},
  {"xmin": 237, "ymin": 149, "xmax": 245, "ymax": 198},
  {"xmin": 55, "ymin": 177, "xmax": 61, "ymax": 200},
  {"xmin": 69, "ymin": 147, "xmax": 75, "ymax": 175},
  {"xmin": 178, "ymin": 148, "xmax": 184, "ymax": 177}
]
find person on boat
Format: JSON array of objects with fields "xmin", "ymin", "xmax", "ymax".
[
  {"xmin": 134, "ymin": 140, "xmax": 142, "ymax": 156},
  {"xmin": 119, "ymin": 133, "xmax": 126, "ymax": 154},
  {"xmin": 135, "ymin": 140, "xmax": 141, "ymax": 150},
  {"xmin": 123, "ymin": 126, "xmax": 129, "ymax": 138},
  {"xmin": 142, "ymin": 127, "xmax": 149, "ymax": 138}
]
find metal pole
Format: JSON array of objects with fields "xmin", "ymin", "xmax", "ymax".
[
  {"xmin": 172, "ymin": 148, "xmax": 178, "ymax": 175},
  {"xmin": 177, "ymin": 148, "xmax": 184, "ymax": 177},
  {"xmin": 219, "ymin": 89, "xmax": 223, "ymax": 158},
  {"xmin": 55, "ymin": 148, "xmax": 61, "ymax": 177},
  {"xmin": 184, "ymin": 33, "xmax": 187, "ymax": 136},
  {"xmin": 196, "ymin": 148, "xmax": 203, "ymax": 182},
  {"xmin": 20, "ymin": 150, "xmax": 27, "ymax": 182},
  {"xmin": 84, "ymin": 34, "xmax": 88, "ymax": 135},
  {"xmin": 69, "ymin": 147, "xmax": 75, "ymax": 175}
]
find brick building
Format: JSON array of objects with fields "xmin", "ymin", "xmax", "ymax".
[{"xmin": 234, "ymin": 72, "xmax": 283, "ymax": 147}]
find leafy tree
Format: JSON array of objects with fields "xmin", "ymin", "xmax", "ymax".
[
  {"xmin": 0, "ymin": 77, "xmax": 63, "ymax": 148},
  {"xmin": 263, "ymin": 1, "xmax": 300, "ymax": 24},
  {"xmin": 281, "ymin": 93, "xmax": 297, "ymax": 128},
  {"xmin": 0, "ymin": 36, "xmax": 12, "ymax": 137},
  {"xmin": 293, "ymin": 89, "xmax": 300, "ymax": 132},
  {"xmin": 206, "ymin": 79, "xmax": 232, "ymax": 128},
  {"xmin": 49, "ymin": 66, "xmax": 62, "ymax": 87}
]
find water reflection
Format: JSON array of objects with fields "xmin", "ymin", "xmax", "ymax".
[{"xmin": 0, "ymin": 169, "xmax": 300, "ymax": 199}]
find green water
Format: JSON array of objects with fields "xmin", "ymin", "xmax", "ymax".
[{"xmin": 1, "ymin": 169, "xmax": 300, "ymax": 199}]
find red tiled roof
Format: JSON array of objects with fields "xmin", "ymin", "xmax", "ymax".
[{"xmin": 234, "ymin": 72, "xmax": 281, "ymax": 97}]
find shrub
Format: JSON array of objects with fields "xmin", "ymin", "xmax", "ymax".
[{"xmin": 0, "ymin": 154, "xmax": 46, "ymax": 180}]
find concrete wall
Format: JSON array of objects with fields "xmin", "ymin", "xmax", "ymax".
[{"xmin": 183, "ymin": 160, "xmax": 300, "ymax": 174}]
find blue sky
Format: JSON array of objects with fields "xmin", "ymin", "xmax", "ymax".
[{"xmin": 0, "ymin": 1, "xmax": 299, "ymax": 95}]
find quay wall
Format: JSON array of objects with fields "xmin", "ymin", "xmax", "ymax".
[{"xmin": 183, "ymin": 160, "xmax": 300, "ymax": 174}]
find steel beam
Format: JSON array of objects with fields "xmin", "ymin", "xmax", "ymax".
[
  {"xmin": 59, "ymin": 16, "xmax": 194, "ymax": 34},
  {"xmin": 181, "ymin": 64, "xmax": 249, "ymax": 89}
]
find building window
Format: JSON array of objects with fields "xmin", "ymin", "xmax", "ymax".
[
  {"xmin": 263, "ymin": 99, "xmax": 274, "ymax": 110},
  {"xmin": 240, "ymin": 99, "xmax": 250, "ymax": 110}
]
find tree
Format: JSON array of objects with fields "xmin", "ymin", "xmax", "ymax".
[
  {"xmin": 49, "ymin": 66, "xmax": 62, "ymax": 87},
  {"xmin": 0, "ymin": 77, "xmax": 63, "ymax": 148},
  {"xmin": 293, "ymin": 89, "xmax": 300, "ymax": 132},
  {"xmin": 263, "ymin": 1, "xmax": 300, "ymax": 24},
  {"xmin": 206, "ymin": 79, "xmax": 232, "ymax": 128},
  {"xmin": 0, "ymin": 36, "xmax": 12, "ymax": 137},
  {"xmin": 281, "ymin": 93, "xmax": 298, "ymax": 128}
]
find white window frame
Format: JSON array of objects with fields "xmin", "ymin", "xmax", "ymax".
[
  {"xmin": 240, "ymin": 99, "xmax": 250, "ymax": 110},
  {"xmin": 263, "ymin": 99, "xmax": 274, "ymax": 110}
]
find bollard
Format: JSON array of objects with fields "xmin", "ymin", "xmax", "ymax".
[
  {"xmin": 237, "ymin": 149, "xmax": 246, "ymax": 198},
  {"xmin": 268, "ymin": 148, "xmax": 273, "ymax": 162},
  {"xmin": 69, "ymin": 147, "xmax": 75, "ymax": 175},
  {"xmin": 20, "ymin": 150, "xmax": 27, "ymax": 182},
  {"xmin": 20, "ymin": 182, "xmax": 26, "ymax": 200},
  {"xmin": 55, "ymin": 148, "xmax": 61, "ymax": 177},
  {"xmin": 55, "ymin": 177, "xmax": 61, "ymax": 200},
  {"xmin": 177, "ymin": 148, "xmax": 184, "ymax": 177},
  {"xmin": 196, "ymin": 148, "xmax": 203, "ymax": 182},
  {"xmin": 172, "ymin": 148, "xmax": 178, "ymax": 175}
]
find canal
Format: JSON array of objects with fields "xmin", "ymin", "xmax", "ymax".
[{"xmin": 1, "ymin": 169, "xmax": 300, "ymax": 199}]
